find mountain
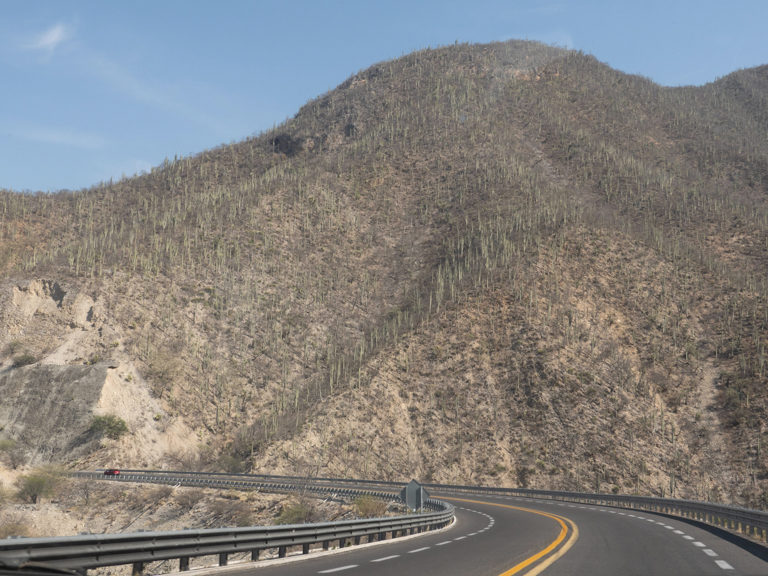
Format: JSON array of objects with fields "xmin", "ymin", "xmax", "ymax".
[{"xmin": 1, "ymin": 40, "xmax": 767, "ymax": 507}]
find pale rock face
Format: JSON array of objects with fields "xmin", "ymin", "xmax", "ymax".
[
  {"xmin": 0, "ymin": 278, "xmax": 197, "ymax": 469},
  {"xmin": 9, "ymin": 280, "xmax": 65, "ymax": 330},
  {"xmin": 0, "ymin": 363, "xmax": 108, "ymax": 464}
]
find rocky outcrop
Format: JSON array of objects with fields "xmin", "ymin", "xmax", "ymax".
[{"xmin": 0, "ymin": 364, "xmax": 108, "ymax": 464}]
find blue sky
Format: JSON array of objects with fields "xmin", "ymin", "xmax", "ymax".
[{"xmin": 2, "ymin": 0, "xmax": 767, "ymax": 193}]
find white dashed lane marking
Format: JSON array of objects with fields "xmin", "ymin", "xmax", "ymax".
[
  {"xmin": 318, "ymin": 566, "xmax": 358, "ymax": 574},
  {"xmin": 371, "ymin": 555, "xmax": 399, "ymax": 563},
  {"xmin": 316, "ymin": 505, "xmax": 496, "ymax": 574},
  {"xmin": 316, "ymin": 500, "xmax": 738, "ymax": 576},
  {"xmin": 597, "ymin": 506, "xmax": 738, "ymax": 572}
]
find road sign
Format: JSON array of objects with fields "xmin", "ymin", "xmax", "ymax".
[{"xmin": 401, "ymin": 479, "xmax": 429, "ymax": 511}]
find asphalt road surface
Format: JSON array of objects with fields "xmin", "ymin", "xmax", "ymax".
[{"xmin": 186, "ymin": 494, "xmax": 768, "ymax": 576}]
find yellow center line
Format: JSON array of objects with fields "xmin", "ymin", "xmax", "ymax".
[{"xmin": 443, "ymin": 496, "xmax": 579, "ymax": 576}]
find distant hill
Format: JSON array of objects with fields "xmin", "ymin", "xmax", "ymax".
[{"xmin": 1, "ymin": 40, "xmax": 767, "ymax": 508}]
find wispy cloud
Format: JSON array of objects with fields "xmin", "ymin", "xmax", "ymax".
[
  {"xmin": 10, "ymin": 125, "xmax": 106, "ymax": 150},
  {"xmin": 87, "ymin": 53, "xmax": 230, "ymax": 136},
  {"xmin": 89, "ymin": 53, "xmax": 168, "ymax": 108},
  {"xmin": 14, "ymin": 21, "xmax": 228, "ymax": 139},
  {"xmin": 24, "ymin": 22, "xmax": 73, "ymax": 55}
]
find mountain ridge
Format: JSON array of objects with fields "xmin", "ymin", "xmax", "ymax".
[{"xmin": 1, "ymin": 40, "xmax": 767, "ymax": 507}]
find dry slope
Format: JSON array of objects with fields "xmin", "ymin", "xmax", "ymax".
[{"xmin": 0, "ymin": 41, "xmax": 767, "ymax": 507}]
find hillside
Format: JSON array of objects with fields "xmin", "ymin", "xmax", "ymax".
[{"xmin": 1, "ymin": 40, "xmax": 767, "ymax": 508}]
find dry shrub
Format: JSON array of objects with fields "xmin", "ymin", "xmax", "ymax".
[
  {"xmin": 90, "ymin": 483, "xmax": 125, "ymax": 507},
  {"xmin": 15, "ymin": 467, "xmax": 63, "ymax": 504},
  {"xmin": 275, "ymin": 497, "xmax": 318, "ymax": 525},
  {"xmin": 124, "ymin": 484, "xmax": 173, "ymax": 512},
  {"xmin": 353, "ymin": 495, "xmax": 387, "ymax": 518},
  {"xmin": 207, "ymin": 499, "xmax": 253, "ymax": 527},
  {"xmin": 174, "ymin": 488, "xmax": 205, "ymax": 510},
  {"xmin": 0, "ymin": 512, "xmax": 31, "ymax": 538},
  {"xmin": 147, "ymin": 485, "xmax": 174, "ymax": 502}
]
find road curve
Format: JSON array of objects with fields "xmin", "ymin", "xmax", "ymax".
[{"xmin": 190, "ymin": 493, "xmax": 767, "ymax": 576}]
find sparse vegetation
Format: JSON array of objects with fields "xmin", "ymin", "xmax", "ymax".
[
  {"xmin": 275, "ymin": 498, "xmax": 318, "ymax": 525},
  {"xmin": 174, "ymin": 488, "xmax": 205, "ymax": 510},
  {"xmin": 0, "ymin": 437, "xmax": 26, "ymax": 469},
  {"xmin": 353, "ymin": 495, "xmax": 387, "ymax": 518},
  {"xmin": 14, "ymin": 468, "xmax": 63, "ymax": 504},
  {"xmin": 208, "ymin": 498, "xmax": 253, "ymax": 527},
  {"xmin": 0, "ymin": 512, "xmax": 31, "ymax": 539},
  {"xmin": 11, "ymin": 353, "xmax": 36, "ymax": 367},
  {"xmin": 1, "ymin": 40, "xmax": 767, "ymax": 507},
  {"xmin": 89, "ymin": 414, "xmax": 129, "ymax": 440}
]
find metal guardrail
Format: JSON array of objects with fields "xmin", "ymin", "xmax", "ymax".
[
  {"xmin": 87, "ymin": 470, "xmax": 768, "ymax": 545},
  {"xmin": 0, "ymin": 474, "xmax": 453, "ymax": 575},
  {"xmin": 426, "ymin": 483, "xmax": 768, "ymax": 544},
  {"xmin": 70, "ymin": 471, "xmax": 400, "ymax": 501},
  {"xmin": 2, "ymin": 469, "xmax": 766, "ymax": 575}
]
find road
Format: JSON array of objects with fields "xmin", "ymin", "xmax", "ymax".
[{"xmin": 198, "ymin": 493, "xmax": 768, "ymax": 576}]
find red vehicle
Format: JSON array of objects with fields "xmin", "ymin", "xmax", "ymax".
[{"xmin": 103, "ymin": 468, "xmax": 120, "ymax": 476}]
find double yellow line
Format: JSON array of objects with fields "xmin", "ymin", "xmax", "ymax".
[{"xmin": 445, "ymin": 497, "xmax": 579, "ymax": 576}]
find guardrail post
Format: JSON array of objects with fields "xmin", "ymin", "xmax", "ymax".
[
  {"xmin": 179, "ymin": 557, "xmax": 190, "ymax": 571},
  {"xmin": 132, "ymin": 561, "xmax": 144, "ymax": 576},
  {"xmin": 338, "ymin": 538, "xmax": 346, "ymax": 549},
  {"xmin": 354, "ymin": 536, "xmax": 361, "ymax": 545},
  {"xmin": 323, "ymin": 540, "xmax": 330, "ymax": 551},
  {"xmin": 303, "ymin": 543, "xmax": 310, "ymax": 554},
  {"xmin": 251, "ymin": 549, "xmax": 260, "ymax": 561},
  {"xmin": 219, "ymin": 553, "xmax": 228, "ymax": 566},
  {"xmin": 278, "ymin": 546, "xmax": 287, "ymax": 558}
]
